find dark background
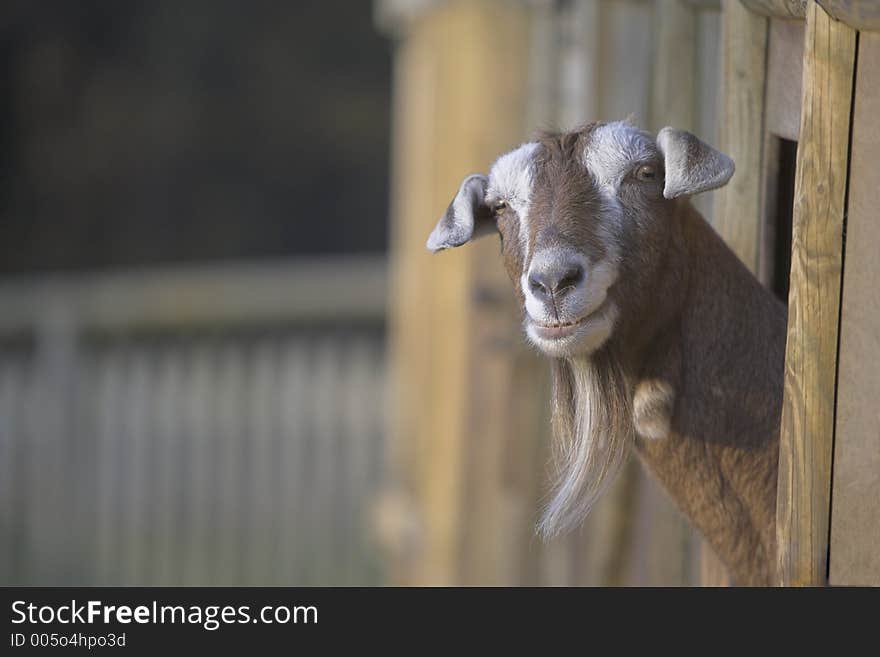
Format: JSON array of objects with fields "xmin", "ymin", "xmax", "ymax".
[{"xmin": 0, "ymin": 0, "xmax": 392, "ymax": 275}]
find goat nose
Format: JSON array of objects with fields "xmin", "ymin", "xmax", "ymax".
[{"xmin": 528, "ymin": 262, "xmax": 585, "ymax": 301}]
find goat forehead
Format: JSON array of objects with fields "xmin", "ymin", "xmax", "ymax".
[
  {"xmin": 487, "ymin": 142, "xmax": 540, "ymax": 206},
  {"xmin": 488, "ymin": 142, "xmax": 540, "ymax": 261},
  {"xmin": 583, "ymin": 121, "xmax": 656, "ymax": 190}
]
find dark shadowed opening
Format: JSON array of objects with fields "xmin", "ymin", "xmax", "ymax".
[{"xmin": 772, "ymin": 138, "xmax": 797, "ymax": 302}]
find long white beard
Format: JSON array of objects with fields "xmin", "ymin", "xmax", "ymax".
[{"xmin": 538, "ymin": 352, "xmax": 634, "ymax": 538}]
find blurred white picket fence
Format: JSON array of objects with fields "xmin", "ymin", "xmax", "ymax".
[{"xmin": 0, "ymin": 257, "xmax": 388, "ymax": 585}]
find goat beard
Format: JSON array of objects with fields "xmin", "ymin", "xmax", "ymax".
[{"xmin": 538, "ymin": 348, "xmax": 635, "ymax": 538}]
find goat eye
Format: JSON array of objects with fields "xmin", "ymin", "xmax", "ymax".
[
  {"xmin": 492, "ymin": 200, "xmax": 508, "ymax": 215},
  {"xmin": 636, "ymin": 165, "xmax": 657, "ymax": 181}
]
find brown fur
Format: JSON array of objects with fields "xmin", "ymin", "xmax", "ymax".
[
  {"xmin": 495, "ymin": 127, "xmax": 786, "ymax": 585},
  {"xmin": 430, "ymin": 123, "xmax": 786, "ymax": 585},
  {"xmin": 629, "ymin": 201, "xmax": 785, "ymax": 585}
]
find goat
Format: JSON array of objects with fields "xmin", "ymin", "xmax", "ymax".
[{"xmin": 426, "ymin": 121, "xmax": 786, "ymax": 586}]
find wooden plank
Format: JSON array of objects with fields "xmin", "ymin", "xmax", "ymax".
[
  {"xmin": 0, "ymin": 257, "xmax": 386, "ymax": 334},
  {"xmin": 649, "ymin": 0, "xmax": 709, "ymax": 588},
  {"xmin": 277, "ymin": 340, "xmax": 309, "ymax": 584},
  {"xmin": 818, "ymin": 0, "xmax": 880, "ymax": 30},
  {"xmin": 383, "ymin": 1, "xmax": 533, "ymax": 585},
  {"xmin": 775, "ymin": 1, "xmax": 856, "ymax": 587},
  {"xmin": 182, "ymin": 343, "xmax": 215, "ymax": 585},
  {"xmin": 151, "ymin": 348, "xmax": 184, "ymax": 585},
  {"xmin": 379, "ymin": 2, "xmax": 440, "ymax": 585},
  {"xmin": 741, "ymin": 0, "xmax": 807, "ymax": 19},
  {"xmin": 698, "ymin": 0, "xmax": 770, "ymax": 586},
  {"xmin": 308, "ymin": 339, "xmax": 342, "ymax": 585},
  {"xmin": 339, "ymin": 337, "xmax": 381, "ymax": 583},
  {"xmin": 93, "ymin": 348, "xmax": 123, "ymax": 584},
  {"xmin": 597, "ymin": 0, "xmax": 655, "ymax": 123},
  {"xmin": 693, "ymin": 4, "xmax": 724, "ymax": 587},
  {"xmin": 556, "ymin": 0, "xmax": 600, "ymax": 128},
  {"xmin": 120, "ymin": 348, "xmax": 152, "ymax": 584},
  {"xmin": 765, "ymin": 18, "xmax": 804, "ymax": 142},
  {"xmin": 696, "ymin": 9, "xmax": 722, "ymax": 147},
  {"xmin": 444, "ymin": 3, "xmax": 535, "ymax": 586},
  {"xmin": 25, "ymin": 312, "xmax": 80, "ymax": 584},
  {"xmin": 0, "ymin": 356, "xmax": 24, "ymax": 582},
  {"xmin": 694, "ymin": 8, "xmax": 722, "ymax": 224},
  {"xmin": 652, "ymin": 0, "xmax": 697, "ymax": 133},
  {"xmin": 524, "ymin": 1, "xmax": 560, "ymax": 131},
  {"xmin": 72, "ymin": 352, "xmax": 102, "ymax": 585},
  {"xmin": 713, "ymin": 0, "xmax": 769, "ymax": 272},
  {"xmin": 829, "ymin": 32, "xmax": 880, "ymax": 587},
  {"xmin": 244, "ymin": 339, "xmax": 279, "ymax": 585},
  {"xmin": 758, "ymin": 18, "xmax": 803, "ymax": 287},
  {"xmin": 212, "ymin": 344, "xmax": 247, "ymax": 584}
]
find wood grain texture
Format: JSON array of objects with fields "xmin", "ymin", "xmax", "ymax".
[
  {"xmin": 713, "ymin": 0, "xmax": 768, "ymax": 272},
  {"xmin": 737, "ymin": 0, "xmax": 880, "ymax": 30},
  {"xmin": 829, "ymin": 32, "xmax": 880, "ymax": 587},
  {"xmin": 741, "ymin": 0, "xmax": 807, "ymax": 19},
  {"xmin": 383, "ymin": 1, "xmax": 535, "ymax": 585},
  {"xmin": 817, "ymin": 0, "xmax": 880, "ymax": 30},
  {"xmin": 775, "ymin": 1, "xmax": 856, "ymax": 587}
]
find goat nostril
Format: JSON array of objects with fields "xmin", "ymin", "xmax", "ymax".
[
  {"xmin": 556, "ymin": 266, "xmax": 584, "ymax": 293},
  {"xmin": 528, "ymin": 274, "xmax": 549, "ymax": 296}
]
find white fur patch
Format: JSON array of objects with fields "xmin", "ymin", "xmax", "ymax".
[
  {"xmin": 633, "ymin": 379, "xmax": 675, "ymax": 440},
  {"xmin": 583, "ymin": 121, "xmax": 656, "ymax": 199},
  {"xmin": 521, "ymin": 255, "xmax": 618, "ymax": 327},
  {"xmin": 578, "ymin": 302, "xmax": 618, "ymax": 352},
  {"xmin": 520, "ymin": 246, "xmax": 620, "ymax": 358},
  {"xmin": 538, "ymin": 355, "xmax": 634, "ymax": 537},
  {"xmin": 487, "ymin": 142, "xmax": 540, "ymax": 260}
]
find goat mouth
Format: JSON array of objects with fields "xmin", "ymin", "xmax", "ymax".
[
  {"xmin": 527, "ymin": 296, "xmax": 612, "ymax": 342},
  {"xmin": 530, "ymin": 316, "xmax": 588, "ymax": 340}
]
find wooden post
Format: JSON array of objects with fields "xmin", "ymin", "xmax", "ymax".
[
  {"xmin": 652, "ymin": 0, "xmax": 697, "ymax": 134},
  {"xmin": 775, "ymin": 1, "xmax": 856, "ymax": 587},
  {"xmin": 707, "ymin": 0, "xmax": 771, "ymax": 587},
  {"xmin": 650, "ymin": 0, "xmax": 708, "ymax": 587},
  {"xmin": 817, "ymin": 1, "xmax": 880, "ymax": 30},
  {"xmin": 381, "ymin": 0, "xmax": 537, "ymax": 585},
  {"xmin": 714, "ymin": 0, "xmax": 768, "ymax": 272},
  {"xmin": 828, "ymin": 32, "xmax": 880, "ymax": 587}
]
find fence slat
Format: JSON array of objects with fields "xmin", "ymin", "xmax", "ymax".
[
  {"xmin": 776, "ymin": 1, "xmax": 856, "ymax": 586},
  {"xmin": 0, "ymin": 356, "xmax": 26, "ymax": 582},
  {"xmin": 182, "ymin": 343, "xmax": 217, "ymax": 586}
]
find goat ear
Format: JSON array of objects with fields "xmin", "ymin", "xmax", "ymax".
[
  {"xmin": 426, "ymin": 174, "xmax": 493, "ymax": 253},
  {"xmin": 656, "ymin": 127, "xmax": 734, "ymax": 199}
]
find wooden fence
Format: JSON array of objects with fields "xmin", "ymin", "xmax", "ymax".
[
  {"xmin": 379, "ymin": 0, "xmax": 880, "ymax": 587},
  {"xmin": 379, "ymin": 0, "xmax": 726, "ymax": 586},
  {"xmin": 0, "ymin": 258, "xmax": 388, "ymax": 585}
]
